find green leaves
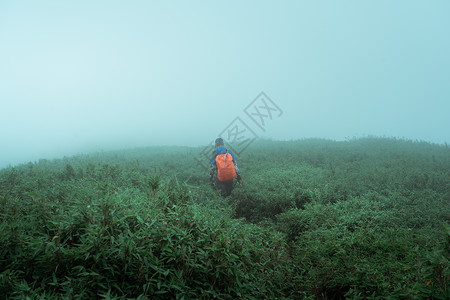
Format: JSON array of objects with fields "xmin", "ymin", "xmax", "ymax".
[
  {"xmin": 0, "ymin": 168, "xmax": 292, "ymax": 298},
  {"xmin": 0, "ymin": 137, "xmax": 449, "ymax": 298}
]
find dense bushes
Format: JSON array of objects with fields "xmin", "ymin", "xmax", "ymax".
[
  {"xmin": 0, "ymin": 174, "xmax": 293, "ymax": 298},
  {"xmin": 277, "ymin": 193, "xmax": 449, "ymax": 298},
  {"xmin": 0, "ymin": 137, "xmax": 449, "ymax": 298}
]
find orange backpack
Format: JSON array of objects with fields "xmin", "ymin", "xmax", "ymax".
[{"xmin": 216, "ymin": 149, "xmax": 236, "ymax": 182}]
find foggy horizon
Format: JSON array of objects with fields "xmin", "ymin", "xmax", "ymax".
[{"xmin": 1, "ymin": 0, "xmax": 449, "ymax": 170}]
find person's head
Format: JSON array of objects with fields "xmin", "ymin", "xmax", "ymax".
[{"xmin": 215, "ymin": 138, "xmax": 224, "ymax": 148}]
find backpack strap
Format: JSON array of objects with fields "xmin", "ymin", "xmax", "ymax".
[{"xmin": 224, "ymin": 148, "xmax": 229, "ymax": 162}]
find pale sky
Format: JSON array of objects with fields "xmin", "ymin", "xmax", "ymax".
[{"xmin": 1, "ymin": 0, "xmax": 449, "ymax": 169}]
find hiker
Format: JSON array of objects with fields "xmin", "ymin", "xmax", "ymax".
[{"xmin": 209, "ymin": 138, "xmax": 242, "ymax": 198}]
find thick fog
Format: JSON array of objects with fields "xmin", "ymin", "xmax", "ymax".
[{"xmin": 1, "ymin": 1, "xmax": 449, "ymax": 169}]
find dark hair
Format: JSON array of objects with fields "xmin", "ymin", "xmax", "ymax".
[{"xmin": 215, "ymin": 138, "xmax": 224, "ymax": 146}]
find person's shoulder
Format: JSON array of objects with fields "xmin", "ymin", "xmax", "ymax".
[
  {"xmin": 228, "ymin": 149, "xmax": 237, "ymax": 159},
  {"xmin": 211, "ymin": 149, "xmax": 219, "ymax": 156}
]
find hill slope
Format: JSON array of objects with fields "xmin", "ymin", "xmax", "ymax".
[{"xmin": 0, "ymin": 138, "xmax": 449, "ymax": 299}]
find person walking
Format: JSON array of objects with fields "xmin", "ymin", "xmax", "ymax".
[{"xmin": 209, "ymin": 138, "xmax": 242, "ymax": 197}]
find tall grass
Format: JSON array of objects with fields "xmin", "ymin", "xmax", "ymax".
[{"xmin": 0, "ymin": 137, "xmax": 448, "ymax": 298}]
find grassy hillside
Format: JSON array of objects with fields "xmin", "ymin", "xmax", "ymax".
[{"xmin": 0, "ymin": 137, "xmax": 449, "ymax": 299}]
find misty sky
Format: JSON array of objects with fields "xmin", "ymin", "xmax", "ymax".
[{"xmin": 1, "ymin": 0, "xmax": 449, "ymax": 169}]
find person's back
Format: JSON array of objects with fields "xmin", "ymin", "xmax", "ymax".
[{"xmin": 209, "ymin": 138, "xmax": 242, "ymax": 197}]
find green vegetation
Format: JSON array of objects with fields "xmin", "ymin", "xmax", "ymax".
[{"xmin": 1, "ymin": 137, "xmax": 449, "ymax": 299}]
